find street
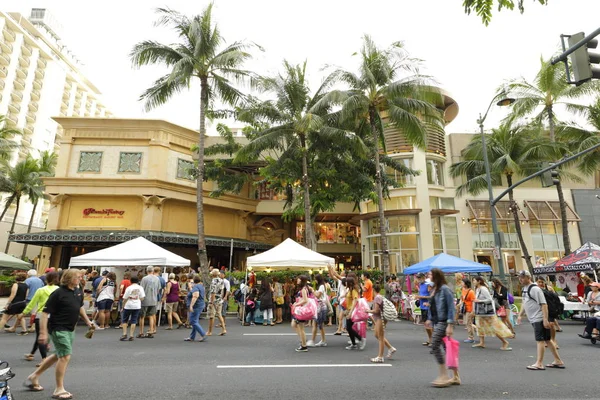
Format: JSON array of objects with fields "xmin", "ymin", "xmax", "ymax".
[{"xmin": 1, "ymin": 316, "xmax": 596, "ymax": 400}]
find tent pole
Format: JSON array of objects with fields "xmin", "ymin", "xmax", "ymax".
[{"xmin": 229, "ymin": 239, "xmax": 233, "ymax": 274}]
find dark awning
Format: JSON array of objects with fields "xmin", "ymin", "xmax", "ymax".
[{"xmin": 9, "ymin": 230, "xmax": 272, "ymax": 250}]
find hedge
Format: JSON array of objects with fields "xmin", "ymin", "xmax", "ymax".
[{"xmin": 225, "ymin": 269, "xmax": 384, "ymax": 283}]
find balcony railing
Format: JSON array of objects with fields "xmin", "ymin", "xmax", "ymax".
[{"xmin": 2, "ymin": 29, "xmax": 16, "ymax": 42}]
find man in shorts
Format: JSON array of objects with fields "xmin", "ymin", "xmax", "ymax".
[
  {"xmin": 206, "ymin": 269, "xmax": 226, "ymax": 336},
  {"xmin": 24, "ymin": 269, "xmax": 94, "ymax": 399},
  {"xmin": 517, "ymin": 270, "xmax": 565, "ymax": 370},
  {"xmin": 138, "ymin": 266, "xmax": 160, "ymax": 338}
]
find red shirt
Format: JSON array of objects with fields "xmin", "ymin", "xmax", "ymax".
[{"xmin": 119, "ymin": 279, "xmax": 131, "ymax": 299}]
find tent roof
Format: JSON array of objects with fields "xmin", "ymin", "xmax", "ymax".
[
  {"xmin": 0, "ymin": 252, "xmax": 31, "ymax": 270},
  {"xmin": 69, "ymin": 237, "xmax": 190, "ymax": 267},
  {"xmin": 534, "ymin": 242, "xmax": 600, "ymax": 274},
  {"xmin": 403, "ymin": 253, "xmax": 493, "ymax": 275},
  {"xmin": 246, "ymin": 238, "xmax": 334, "ymax": 270}
]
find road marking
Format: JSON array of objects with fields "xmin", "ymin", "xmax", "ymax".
[
  {"xmin": 243, "ymin": 333, "xmax": 339, "ymax": 336},
  {"xmin": 217, "ymin": 364, "xmax": 392, "ymax": 369}
]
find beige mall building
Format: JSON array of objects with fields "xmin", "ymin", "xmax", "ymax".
[{"xmin": 9, "ymin": 105, "xmax": 596, "ymax": 275}]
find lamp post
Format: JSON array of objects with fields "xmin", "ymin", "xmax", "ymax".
[{"xmin": 477, "ymin": 92, "xmax": 514, "ymax": 281}]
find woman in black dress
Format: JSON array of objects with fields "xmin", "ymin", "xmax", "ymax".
[{"xmin": 1, "ymin": 272, "xmax": 29, "ymax": 334}]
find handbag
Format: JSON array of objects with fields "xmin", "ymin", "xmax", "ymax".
[
  {"xmin": 476, "ymin": 302, "xmax": 495, "ymax": 316},
  {"xmin": 443, "ymin": 336, "xmax": 460, "ymax": 369},
  {"xmin": 497, "ymin": 305, "xmax": 507, "ymax": 317},
  {"xmin": 275, "ymin": 296, "xmax": 284, "ymax": 305}
]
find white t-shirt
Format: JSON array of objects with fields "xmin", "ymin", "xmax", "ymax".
[
  {"xmin": 317, "ymin": 284, "xmax": 327, "ymax": 302},
  {"xmin": 223, "ymin": 278, "xmax": 231, "ymax": 296},
  {"xmin": 97, "ymin": 278, "xmax": 116, "ymax": 302},
  {"xmin": 123, "ymin": 284, "xmax": 146, "ymax": 310}
]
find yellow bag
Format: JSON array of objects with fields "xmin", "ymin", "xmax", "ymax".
[{"xmin": 275, "ymin": 296, "xmax": 284, "ymax": 305}]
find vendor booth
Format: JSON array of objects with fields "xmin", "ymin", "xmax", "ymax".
[
  {"xmin": 403, "ymin": 253, "xmax": 493, "ymax": 275},
  {"xmin": 0, "ymin": 252, "xmax": 32, "ymax": 271},
  {"xmin": 533, "ymin": 242, "xmax": 600, "ymax": 275}
]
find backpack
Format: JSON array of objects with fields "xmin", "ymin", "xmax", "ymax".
[
  {"xmin": 507, "ymin": 293, "xmax": 514, "ymax": 305},
  {"xmin": 382, "ymin": 297, "xmax": 398, "ymax": 321},
  {"xmin": 526, "ymin": 285, "xmax": 564, "ymax": 319},
  {"xmin": 233, "ymin": 288, "xmax": 244, "ymax": 303}
]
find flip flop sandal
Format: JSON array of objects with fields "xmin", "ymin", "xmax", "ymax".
[
  {"xmin": 165, "ymin": 327, "xmax": 173, "ymax": 330},
  {"xmin": 23, "ymin": 380, "xmax": 44, "ymax": 391},
  {"xmin": 500, "ymin": 347, "xmax": 513, "ymax": 351},
  {"xmin": 219, "ymin": 331, "xmax": 227, "ymax": 336},
  {"xmin": 546, "ymin": 364, "xmax": 566, "ymax": 369},
  {"xmin": 370, "ymin": 357, "xmax": 384, "ymax": 363},
  {"xmin": 136, "ymin": 334, "xmax": 145, "ymax": 339},
  {"xmin": 526, "ymin": 365, "xmax": 545, "ymax": 370},
  {"xmin": 128, "ymin": 337, "xmax": 134, "ymax": 341},
  {"xmin": 24, "ymin": 354, "xmax": 34, "ymax": 361},
  {"xmin": 146, "ymin": 333, "xmax": 154, "ymax": 338},
  {"xmin": 119, "ymin": 335, "xmax": 128, "ymax": 341},
  {"xmin": 333, "ymin": 332, "xmax": 342, "ymax": 335},
  {"xmin": 51, "ymin": 392, "xmax": 73, "ymax": 399},
  {"xmin": 422, "ymin": 342, "xmax": 431, "ymax": 346}
]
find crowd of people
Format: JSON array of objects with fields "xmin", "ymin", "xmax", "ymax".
[{"xmin": 5, "ymin": 264, "xmax": 600, "ymax": 395}]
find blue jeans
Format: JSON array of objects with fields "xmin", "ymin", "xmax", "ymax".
[{"xmin": 189, "ymin": 307, "xmax": 206, "ymax": 340}]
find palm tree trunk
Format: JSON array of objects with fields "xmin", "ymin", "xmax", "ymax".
[
  {"xmin": 21, "ymin": 200, "xmax": 38, "ymax": 259},
  {"xmin": 196, "ymin": 79, "xmax": 210, "ymax": 286},
  {"xmin": 547, "ymin": 106, "xmax": 571, "ymax": 255},
  {"xmin": 370, "ymin": 107, "xmax": 389, "ymax": 274},
  {"xmin": 0, "ymin": 195, "xmax": 15, "ymax": 222},
  {"xmin": 300, "ymin": 134, "xmax": 315, "ymax": 251},
  {"xmin": 506, "ymin": 175, "xmax": 534, "ymax": 274},
  {"xmin": 5, "ymin": 196, "xmax": 20, "ymax": 254}
]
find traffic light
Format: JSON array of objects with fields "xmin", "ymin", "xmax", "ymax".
[
  {"xmin": 568, "ymin": 32, "xmax": 600, "ymax": 85},
  {"xmin": 541, "ymin": 163, "xmax": 560, "ymax": 187}
]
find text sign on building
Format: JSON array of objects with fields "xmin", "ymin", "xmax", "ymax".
[{"xmin": 82, "ymin": 208, "xmax": 125, "ymax": 219}]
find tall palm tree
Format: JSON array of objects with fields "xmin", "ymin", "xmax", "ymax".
[
  {"xmin": 130, "ymin": 5, "xmax": 257, "ymax": 284},
  {"xmin": 0, "ymin": 115, "xmax": 20, "ymax": 160},
  {"xmin": 0, "ymin": 156, "xmax": 42, "ymax": 254},
  {"xmin": 450, "ymin": 124, "xmax": 553, "ymax": 274},
  {"xmin": 503, "ymin": 57, "xmax": 600, "ymax": 255},
  {"xmin": 21, "ymin": 151, "xmax": 57, "ymax": 259},
  {"xmin": 315, "ymin": 36, "xmax": 443, "ymax": 273},
  {"xmin": 237, "ymin": 61, "xmax": 365, "ymax": 251}
]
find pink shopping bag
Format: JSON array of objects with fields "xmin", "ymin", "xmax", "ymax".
[
  {"xmin": 443, "ymin": 336, "xmax": 460, "ymax": 369},
  {"xmin": 353, "ymin": 321, "xmax": 366, "ymax": 338}
]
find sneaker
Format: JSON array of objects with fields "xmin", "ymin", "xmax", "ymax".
[
  {"xmin": 347, "ymin": 340, "xmax": 353, "ymax": 345},
  {"xmin": 306, "ymin": 340, "xmax": 315, "ymax": 347},
  {"xmin": 315, "ymin": 341, "xmax": 327, "ymax": 347},
  {"xmin": 345, "ymin": 344, "xmax": 357, "ymax": 350},
  {"xmin": 359, "ymin": 338, "xmax": 367, "ymax": 350},
  {"xmin": 463, "ymin": 339, "xmax": 475, "ymax": 343},
  {"xmin": 295, "ymin": 346, "xmax": 308, "ymax": 352}
]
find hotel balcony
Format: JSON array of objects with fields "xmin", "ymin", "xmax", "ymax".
[
  {"xmin": 21, "ymin": 44, "xmax": 32, "ymax": 57},
  {"xmin": 25, "ymin": 111, "xmax": 36, "ymax": 124},
  {"xmin": 0, "ymin": 79, "xmax": 4, "ymax": 90},
  {"xmin": 10, "ymin": 90, "xmax": 23, "ymax": 102},
  {"xmin": 2, "ymin": 29, "xmax": 16, "ymax": 42},
  {"xmin": 18, "ymin": 55, "xmax": 30, "ymax": 69},
  {"xmin": 32, "ymin": 79, "xmax": 42, "ymax": 91},
  {"xmin": 23, "ymin": 125, "xmax": 33, "ymax": 136},
  {"xmin": 37, "ymin": 57, "xmax": 47, "ymax": 69},
  {"xmin": 0, "ymin": 40, "xmax": 12, "ymax": 54},
  {"xmin": 28, "ymin": 102, "xmax": 38, "ymax": 112},
  {"xmin": 0, "ymin": 54, "xmax": 10, "ymax": 66},
  {"xmin": 21, "ymin": 136, "xmax": 32, "ymax": 147},
  {"xmin": 0, "ymin": 67, "xmax": 7, "ymax": 78},
  {"xmin": 34, "ymin": 68, "xmax": 45, "ymax": 80},
  {"xmin": 7, "ymin": 102, "xmax": 20, "ymax": 114},
  {"xmin": 13, "ymin": 78, "xmax": 25, "ymax": 92},
  {"xmin": 5, "ymin": 112, "xmax": 18, "ymax": 125},
  {"xmin": 15, "ymin": 66, "xmax": 27, "ymax": 79},
  {"xmin": 30, "ymin": 88, "xmax": 41, "ymax": 101}
]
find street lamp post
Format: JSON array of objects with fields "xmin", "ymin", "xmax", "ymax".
[{"xmin": 477, "ymin": 92, "xmax": 514, "ymax": 282}]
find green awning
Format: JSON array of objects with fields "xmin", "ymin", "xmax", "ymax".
[
  {"xmin": 0, "ymin": 251, "xmax": 31, "ymax": 270},
  {"xmin": 9, "ymin": 230, "xmax": 272, "ymax": 251}
]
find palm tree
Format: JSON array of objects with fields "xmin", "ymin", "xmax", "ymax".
[
  {"xmin": 130, "ymin": 5, "xmax": 257, "ymax": 284},
  {"xmin": 21, "ymin": 151, "xmax": 57, "ymax": 259},
  {"xmin": 503, "ymin": 57, "xmax": 600, "ymax": 255},
  {"xmin": 316, "ymin": 36, "xmax": 443, "ymax": 273},
  {"xmin": 0, "ymin": 156, "xmax": 42, "ymax": 254},
  {"xmin": 450, "ymin": 124, "xmax": 553, "ymax": 274},
  {"xmin": 237, "ymin": 61, "xmax": 365, "ymax": 251},
  {"xmin": 0, "ymin": 115, "xmax": 20, "ymax": 160}
]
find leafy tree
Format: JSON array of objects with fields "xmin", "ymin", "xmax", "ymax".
[
  {"xmin": 316, "ymin": 36, "xmax": 443, "ymax": 274},
  {"xmin": 0, "ymin": 115, "xmax": 21, "ymax": 160},
  {"xmin": 0, "ymin": 156, "xmax": 43, "ymax": 254},
  {"xmin": 503, "ymin": 57, "xmax": 600, "ymax": 255},
  {"xmin": 130, "ymin": 4, "xmax": 258, "ymax": 284},
  {"xmin": 450, "ymin": 124, "xmax": 554, "ymax": 274},
  {"xmin": 21, "ymin": 151, "xmax": 57, "ymax": 259},
  {"xmin": 463, "ymin": 0, "xmax": 548, "ymax": 25}
]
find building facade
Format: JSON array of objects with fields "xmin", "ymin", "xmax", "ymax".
[{"xmin": 0, "ymin": 9, "xmax": 112, "ymax": 259}]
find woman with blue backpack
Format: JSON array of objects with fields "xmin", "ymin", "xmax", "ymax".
[{"xmin": 492, "ymin": 279, "xmax": 515, "ymax": 338}]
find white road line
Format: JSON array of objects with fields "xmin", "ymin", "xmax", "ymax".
[
  {"xmin": 217, "ymin": 364, "xmax": 392, "ymax": 369},
  {"xmin": 243, "ymin": 333, "xmax": 339, "ymax": 336}
]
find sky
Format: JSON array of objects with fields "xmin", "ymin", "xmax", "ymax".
[{"xmin": 5, "ymin": 0, "xmax": 600, "ymax": 134}]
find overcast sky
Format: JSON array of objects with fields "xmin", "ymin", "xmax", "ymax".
[{"xmin": 6, "ymin": 0, "xmax": 600, "ymax": 134}]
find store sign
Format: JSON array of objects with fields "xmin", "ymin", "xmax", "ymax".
[{"xmin": 82, "ymin": 208, "xmax": 125, "ymax": 219}]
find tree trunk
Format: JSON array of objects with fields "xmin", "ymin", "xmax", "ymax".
[
  {"xmin": 5, "ymin": 195, "xmax": 20, "ymax": 254},
  {"xmin": 0, "ymin": 195, "xmax": 15, "ymax": 222},
  {"xmin": 506, "ymin": 175, "xmax": 534, "ymax": 274},
  {"xmin": 547, "ymin": 105, "xmax": 570, "ymax": 255},
  {"xmin": 21, "ymin": 199, "xmax": 38, "ymax": 259},
  {"xmin": 370, "ymin": 107, "xmax": 389, "ymax": 274},
  {"xmin": 300, "ymin": 134, "xmax": 315, "ymax": 251},
  {"xmin": 196, "ymin": 79, "xmax": 210, "ymax": 286}
]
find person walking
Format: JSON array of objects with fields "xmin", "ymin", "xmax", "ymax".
[
  {"xmin": 138, "ymin": 266, "xmax": 160, "ymax": 338},
  {"xmin": 185, "ymin": 275, "xmax": 207, "ymax": 342},
  {"xmin": 206, "ymin": 269, "xmax": 226, "ymax": 336},
  {"xmin": 425, "ymin": 268, "xmax": 460, "ymax": 387},
  {"xmin": 23, "ymin": 271, "xmax": 59, "ymax": 366},
  {"xmin": 307, "ymin": 274, "xmax": 328, "ymax": 347},
  {"xmin": 457, "ymin": 278, "xmax": 476, "ymax": 343},
  {"xmin": 367, "ymin": 284, "xmax": 396, "ymax": 363},
  {"xmin": 344, "ymin": 276, "xmax": 363, "ymax": 350},
  {"xmin": 24, "ymin": 269, "xmax": 94, "ymax": 398},
  {"xmin": 163, "ymin": 273, "xmax": 184, "ymax": 330},
  {"xmin": 491, "ymin": 278, "xmax": 515, "ymax": 338},
  {"xmin": 291, "ymin": 275, "xmax": 311, "ymax": 352},
  {"xmin": 219, "ymin": 271, "xmax": 230, "ymax": 324},
  {"xmin": 517, "ymin": 270, "xmax": 565, "ymax": 370},
  {"xmin": 120, "ymin": 276, "xmax": 145, "ymax": 341},
  {"xmin": 273, "ymin": 276, "xmax": 285, "ymax": 324},
  {"xmin": 259, "ymin": 277, "xmax": 275, "ymax": 326},
  {"xmin": 117, "ymin": 272, "xmax": 132, "ymax": 327},
  {"xmin": 1, "ymin": 272, "xmax": 29, "ymax": 334},
  {"xmin": 178, "ymin": 274, "xmax": 191, "ymax": 328},
  {"xmin": 472, "ymin": 276, "xmax": 512, "ymax": 350},
  {"xmin": 95, "ymin": 272, "xmax": 117, "ymax": 330},
  {"xmin": 415, "ymin": 273, "xmax": 433, "ymax": 346},
  {"xmin": 536, "ymin": 277, "xmax": 562, "ymax": 350},
  {"xmin": 25, "ymin": 269, "xmax": 44, "ymax": 332}
]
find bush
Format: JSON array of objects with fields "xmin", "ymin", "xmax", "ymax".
[{"xmin": 227, "ymin": 269, "xmax": 383, "ymax": 284}]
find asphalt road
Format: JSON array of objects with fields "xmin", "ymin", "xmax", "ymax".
[{"xmin": 0, "ymin": 317, "xmax": 596, "ymax": 400}]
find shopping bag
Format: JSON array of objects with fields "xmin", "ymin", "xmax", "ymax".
[
  {"xmin": 351, "ymin": 298, "xmax": 369, "ymax": 322},
  {"xmin": 292, "ymin": 298, "xmax": 317, "ymax": 321},
  {"xmin": 353, "ymin": 321, "xmax": 366, "ymax": 339},
  {"xmin": 443, "ymin": 336, "xmax": 460, "ymax": 369}
]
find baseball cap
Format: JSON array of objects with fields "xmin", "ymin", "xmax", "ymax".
[
  {"xmin": 101, "ymin": 270, "xmax": 109, "ymax": 276},
  {"xmin": 518, "ymin": 270, "xmax": 531, "ymax": 277},
  {"xmin": 416, "ymin": 272, "xmax": 425, "ymax": 278}
]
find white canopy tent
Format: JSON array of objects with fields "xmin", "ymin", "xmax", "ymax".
[
  {"xmin": 246, "ymin": 238, "xmax": 334, "ymax": 271},
  {"xmin": 68, "ymin": 237, "xmax": 191, "ymax": 267}
]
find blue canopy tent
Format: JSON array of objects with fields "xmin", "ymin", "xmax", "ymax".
[{"xmin": 403, "ymin": 253, "xmax": 493, "ymax": 275}]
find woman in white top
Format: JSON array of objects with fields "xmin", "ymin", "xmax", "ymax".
[
  {"xmin": 586, "ymin": 282, "xmax": 600, "ymax": 312},
  {"xmin": 328, "ymin": 266, "xmax": 347, "ymax": 335},
  {"xmin": 307, "ymin": 275, "xmax": 328, "ymax": 347},
  {"xmin": 472, "ymin": 276, "xmax": 512, "ymax": 350},
  {"xmin": 96, "ymin": 272, "xmax": 117, "ymax": 329}
]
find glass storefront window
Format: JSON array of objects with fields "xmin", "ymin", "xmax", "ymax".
[
  {"xmin": 368, "ymin": 215, "xmax": 418, "ymax": 235},
  {"xmin": 295, "ymin": 222, "xmax": 360, "ymax": 245},
  {"xmin": 385, "ymin": 158, "xmax": 414, "ymax": 186},
  {"xmin": 530, "ymin": 221, "xmax": 564, "ymax": 258},
  {"xmin": 432, "ymin": 216, "xmax": 460, "ymax": 255},
  {"xmin": 367, "ymin": 216, "xmax": 420, "ymax": 273},
  {"xmin": 471, "ymin": 220, "xmax": 520, "ymax": 249},
  {"xmin": 426, "ymin": 159, "xmax": 444, "ymax": 186}
]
